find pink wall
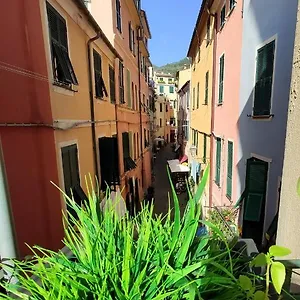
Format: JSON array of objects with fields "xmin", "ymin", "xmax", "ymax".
[
  {"xmin": 211, "ymin": 0, "xmax": 243, "ymax": 206},
  {"xmin": 0, "ymin": 0, "xmax": 64, "ymax": 257}
]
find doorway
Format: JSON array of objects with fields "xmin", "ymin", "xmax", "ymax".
[{"xmin": 242, "ymin": 157, "xmax": 269, "ymax": 246}]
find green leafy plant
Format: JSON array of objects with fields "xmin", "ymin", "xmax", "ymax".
[
  {"xmin": 251, "ymin": 245, "xmax": 291, "ymax": 299},
  {"xmin": 0, "ymin": 165, "xmax": 261, "ymax": 299}
]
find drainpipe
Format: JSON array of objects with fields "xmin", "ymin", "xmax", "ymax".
[
  {"xmin": 114, "ymin": 66, "xmax": 120, "ymax": 192},
  {"xmin": 87, "ymin": 33, "xmax": 101, "ymax": 181},
  {"xmin": 209, "ymin": 11, "xmax": 217, "ymax": 207},
  {"xmin": 137, "ymin": 26, "xmax": 145, "ymax": 190}
]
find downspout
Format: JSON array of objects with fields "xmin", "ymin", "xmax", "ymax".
[
  {"xmin": 209, "ymin": 11, "xmax": 217, "ymax": 207},
  {"xmin": 114, "ymin": 64, "xmax": 119, "ymax": 192},
  {"xmin": 87, "ymin": 33, "xmax": 101, "ymax": 181},
  {"xmin": 137, "ymin": 26, "xmax": 145, "ymax": 189}
]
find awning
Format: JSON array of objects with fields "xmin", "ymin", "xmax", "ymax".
[
  {"xmin": 179, "ymin": 155, "xmax": 188, "ymax": 164},
  {"xmin": 167, "ymin": 159, "xmax": 189, "ymax": 173}
]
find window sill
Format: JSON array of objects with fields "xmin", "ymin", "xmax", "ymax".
[
  {"xmin": 226, "ymin": 194, "xmax": 232, "ymax": 201},
  {"xmin": 248, "ymin": 114, "xmax": 274, "ymax": 120},
  {"xmin": 53, "ymin": 81, "xmax": 77, "ymax": 92},
  {"xmin": 227, "ymin": 5, "xmax": 236, "ymax": 18},
  {"xmin": 202, "ymin": 103, "xmax": 208, "ymax": 106},
  {"xmin": 95, "ymin": 96, "xmax": 106, "ymax": 101},
  {"xmin": 214, "ymin": 180, "xmax": 221, "ymax": 188},
  {"xmin": 217, "ymin": 102, "xmax": 223, "ymax": 106}
]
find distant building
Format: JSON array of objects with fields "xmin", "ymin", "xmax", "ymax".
[{"xmin": 154, "ymin": 96, "xmax": 171, "ymax": 144}]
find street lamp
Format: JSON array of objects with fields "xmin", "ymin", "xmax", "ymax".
[{"xmin": 189, "ymin": 145, "xmax": 197, "ymax": 158}]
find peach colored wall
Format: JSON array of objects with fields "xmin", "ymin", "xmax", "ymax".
[{"xmin": 211, "ymin": 0, "xmax": 243, "ymax": 206}]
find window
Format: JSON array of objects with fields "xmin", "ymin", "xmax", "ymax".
[
  {"xmin": 46, "ymin": 3, "xmax": 78, "ymax": 86},
  {"xmin": 226, "ymin": 141, "xmax": 233, "ymax": 198},
  {"xmin": 203, "ymin": 134, "xmax": 207, "ymax": 163},
  {"xmin": 132, "ymin": 29, "xmax": 136, "ymax": 56},
  {"xmin": 159, "ymin": 85, "xmax": 164, "ymax": 94},
  {"xmin": 143, "ymin": 94, "xmax": 145, "ymax": 112},
  {"xmin": 159, "ymin": 118, "xmax": 162, "ymax": 127},
  {"xmin": 169, "ymin": 86, "xmax": 174, "ymax": 93},
  {"xmin": 195, "ymin": 131, "xmax": 199, "ymax": 155},
  {"xmin": 119, "ymin": 61, "xmax": 125, "ymax": 104},
  {"xmin": 160, "ymin": 77, "xmax": 163, "ymax": 81},
  {"xmin": 204, "ymin": 71, "xmax": 209, "ymax": 105},
  {"xmin": 122, "ymin": 132, "xmax": 136, "ymax": 172},
  {"xmin": 93, "ymin": 50, "xmax": 108, "ymax": 99},
  {"xmin": 230, "ymin": 0, "xmax": 236, "ymax": 10},
  {"xmin": 166, "ymin": 104, "xmax": 168, "ymax": 112},
  {"xmin": 218, "ymin": 54, "xmax": 224, "ymax": 104},
  {"xmin": 206, "ymin": 17, "xmax": 210, "ymax": 46},
  {"xmin": 126, "ymin": 69, "xmax": 131, "ymax": 107},
  {"xmin": 128, "ymin": 22, "xmax": 133, "ymax": 52},
  {"xmin": 116, "ymin": 0, "xmax": 122, "ymax": 32},
  {"xmin": 197, "ymin": 47, "xmax": 201, "ymax": 63},
  {"xmin": 197, "ymin": 82, "xmax": 200, "ymax": 109},
  {"xmin": 193, "ymin": 87, "xmax": 195, "ymax": 109},
  {"xmin": 99, "ymin": 137, "xmax": 120, "ymax": 188},
  {"xmin": 253, "ymin": 40, "xmax": 275, "ymax": 116},
  {"xmin": 131, "ymin": 82, "xmax": 135, "ymax": 110},
  {"xmin": 160, "ymin": 103, "xmax": 162, "ymax": 112},
  {"xmin": 109, "ymin": 66, "xmax": 116, "ymax": 103},
  {"xmin": 144, "ymin": 128, "xmax": 147, "ymax": 148},
  {"xmin": 135, "ymin": 85, "xmax": 138, "ymax": 111},
  {"xmin": 220, "ymin": 5, "xmax": 226, "ymax": 28},
  {"xmin": 215, "ymin": 137, "xmax": 221, "ymax": 186},
  {"xmin": 168, "ymin": 78, "xmax": 173, "ymax": 84}
]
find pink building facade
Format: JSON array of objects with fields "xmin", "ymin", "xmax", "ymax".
[{"xmin": 210, "ymin": 0, "xmax": 243, "ymax": 207}]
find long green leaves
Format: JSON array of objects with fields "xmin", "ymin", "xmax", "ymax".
[{"xmin": 0, "ymin": 165, "xmax": 254, "ymax": 299}]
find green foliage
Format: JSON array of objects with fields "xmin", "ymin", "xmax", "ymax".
[
  {"xmin": 0, "ymin": 165, "xmax": 274, "ymax": 299},
  {"xmin": 153, "ymin": 58, "xmax": 190, "ymax": 75}
]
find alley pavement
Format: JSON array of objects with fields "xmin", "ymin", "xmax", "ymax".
[{"xmin": 153, "ymin": 144, "xmax": 188, "ymax": 216}]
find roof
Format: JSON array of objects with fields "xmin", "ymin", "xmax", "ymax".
[
  {"xmin": 177, "ymin": 80, "xmax": 190, "ymax": 94},
  {"xmin": 155, "ymin": 72, "xmax": 175, "ymax": 78},
  {"xmin": 187, "ymin": 0, "xmax": 211, "ymax": 57},
  {"xmin": 74, "ymin": 0, "xmax": 122, "ymax": 60},
  {"xmin": 141, "ymin": 10, "xmax": 152, "ymax": 39}
]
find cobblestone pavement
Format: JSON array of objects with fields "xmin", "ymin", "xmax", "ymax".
[{"xmin": 153, "ymin": 144, "xmax": 188, "ymax": 216}]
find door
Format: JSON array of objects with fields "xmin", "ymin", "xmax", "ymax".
[
  {"xmin": 61, "ymin": 144, "xmax": 81, "ymax": 218},
  {"xmin": 242, "ymin": 157, "xmax": 268, "ymax": 246}
]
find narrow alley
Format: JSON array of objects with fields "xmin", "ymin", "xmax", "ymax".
[{"xmin": 153, "ymin": 144, "xmax": 188, "ymax": 216}]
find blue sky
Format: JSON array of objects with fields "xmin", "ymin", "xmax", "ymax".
[{"xmin": 142, "ymin": 0, "xmax": 202, "ymax": 67}]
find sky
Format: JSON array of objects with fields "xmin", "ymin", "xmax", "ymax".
[{"xmin": 142, "ymin": 0, "xmax": 202, "ymax": 67}]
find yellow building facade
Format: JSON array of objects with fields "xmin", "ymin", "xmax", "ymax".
[
  {"xmin": 187, "ymin": 0, "xmax": 214, "ymax": 204},
  {"xmin": 40, "ymin": 0, "xmax": 122, "ymax": 210}
]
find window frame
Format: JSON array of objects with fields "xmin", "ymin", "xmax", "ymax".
[
  {"xmin": 169, "ymin": 86, "xmax": 174, "ymax": 93},
  {"xmin": 226, "ymin": 140, "xmax": 233, "ymax": 199},
  {"xmin": 93, "ymin": 49, "xmax": 108, "ymax": 99},
  {"xmin": 220, "ymin": 5, "xmax": 226, "ymax": 29},
  {"xmin": 116, "ymin": 0, "xmax": 122, "ymax": 33},
  {"xmin": 204, "ymin": 71, "xmax": 209, "ymax": 105},
  {"xmin": 197, "ymin": 82, "xmax": 200, "ymax": 109},
  {"xmin": 215, "ymin": 137, "xmax": 222, "ymax": 187},
  {"xmin": 109, "ymin": 66, "xmax": 116, "ymax": 104},
  {"xmin": 218, "ymin": 54, "xmax": 225, "ymax": 104},
  {"xmin": 159, "ymin": 85, "xmax": 164, "ymax": 94},
  {"xmin": 119, "ymin": 61, "xmax": 125, "ymax": 104}
]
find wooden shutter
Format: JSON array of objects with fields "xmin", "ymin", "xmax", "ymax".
[
  {"xmin": 109, "ymin": 66, "xmax": 116, "ymax": 103},
  {"xmin": 116, "ymin": 0, "xmax": 122, "ymax": 32},
  {"xmin": 193, "ymin": 87, "xmax": 195, "ymax": 109},
  {"xmin": 203, "ymin": 134, "xmax": 207, "ymax": 163},
  {"xmin": 244, "ymin": 158, "xmax": 268, "ymax": 222},
  {"xmin": 197, "ymin": 82, "xmax": 200, "ymax": 108},
  {"xmin": 127, "ymin": 69, "xmax": 131, "ymax": 107},
  {"xmin": 206, "ymin": 17, "xmax": 210, "ymax": 46},
  {"xmin": 119, "ymin": 61, "xmax": 124, "ymax": 103},
  {"xmin": 215, "ymin": 138, "xmax": 221, "ymax": 185},
  {"xmin": 253, "ymin": 40, "xmax": 275, "ymax": 116},
  {"xmin": 122, "ymin": 132, "xmax": 130, "ymax": 158},
  {"xmin": 93, "ymin": 50, "xmax": 103, "ymax": 98},
  {"xmin": 205, "ymin": 71, "xmax": 209, "ymax": 104},
  {"xmin": 226, "ymin": 141, "xmax": 233, "ymax": 198},
  {"xmin": 128, "ymin": 22, "xmax": 132, "ymax": 51},
  {"xmin": 218, "ymin": 55, "xmax": 224, "ymax": 103}
]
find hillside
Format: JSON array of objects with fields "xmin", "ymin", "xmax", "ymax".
[{"xmin": 153, "ymin": 58, "xmax": 190, "ymax": 75}]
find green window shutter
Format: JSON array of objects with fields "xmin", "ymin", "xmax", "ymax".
[
  {"xmin": 128, "ymin": 22, "xmax": 132, "ymax": 51},
  {"xmin": 116, "ymin": 0, "xmax": 122, "ymax": 32},
  {"xmin": 205, "ymin": 71, "xmax": 209, "ymax": 105},
  {"xmin": 197, "ymin": 82, "xmax": 200, "ymax": 108},
  {"xmin": 126, "ymin": 69, "xmax": 131, "ymax": 108},
  {"xmin": 196, "ymin": 131, "xmax": 198, "ymax": 155},
  {"xmin": 119, "ymin": 61, "xmax": 125, "ymax": 104},
  {"xmin": 243, "ymin": 159, "xmax": 268, "ymax": 222},
  {"xmin": 203, "ymin": 134, "xmax": 207, "ymax": 163},
  {"xmin": 159, "ymin": 85, "xmax": 164, "ymax": 93},
  {"xmin": 226, "ymin": 141, "xmax": 233, "ymax": 198},
  {"xmin": 109, "ymin": 66, "xmax": 116, "ymax": 103},
  {"xmin": 215, "ymin": 138, "xmax": 221, "ymax": 186},
  {"xmin": 169, "ymin": 86, "xmax": 174, "ymax": 93},
  {"xmin": 218, "ymin": 55, "xmax": 224, "ymax": 104},
  {"xmin": 253, "ymin": 40, "xmax": 275, "ymax": 116}
]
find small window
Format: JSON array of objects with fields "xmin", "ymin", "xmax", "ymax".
[
  {"xmin": 119, "ymin": 61, "xmax": 125, "ymax": 104},
  {"xmin": 193, "ymin": 87, "xmax": 195, "ymax": 109},
  {"xmin": 126, "ymin": 69, "xmax": 131, "ymax": 107},
  {"xmin": 168, "ymin": 78, "xmax": 173, "ymax": 84},
  {"xmin": 220, "ymin": 5, "xmax": 226, "ymax": 28},
  {"xmin": 230, "ymin": 0, "xmax": 236, "ymax": 11},
  {"xmin": 128, "ymin": 22, "xmax": 133, "ymax": 51},
  {"xmin": 122, "ymin": 132, "xmax": 136, "ymax": 172},
  {"xmin": 253, "ymin": 40, "xmax": 275, "ymax": 116},
  {"xmin": 203, "ymin": 134, "xmax": 207, "ymax": 163},
  {"xmin": 116, "ymin": 0, "xmax": 122, "ymax": 32},
  {"xmin": 46, "ymin": 2, "xmax": 78, "ymax": 87},
  {"xmin": 218, "ymin": 54, "xmax": 225, "ymax": 104},
  {"xmin": 159, "ymin": 85, "xmax": 164, "ymax": 94},
  {"xmin": 160, "ymin": 103, "xmax": 162, "ymax": 112},
  {"xmin": 204, "ymin": 71, "xmax": 209, "ymax": 105},
  {"xmin": 131, "ymin": 82, "xmax": 135, "ymax": 109},
  {"xmin": 166, "ymin": 104, "xmax": 168, "ymax": 112},
  {"xmin": 169, "ymin": 86, "xmax": 174, "ymax": 93},
  {"xmin": 160, "ymin": 77, "xmax": 163, "ymax": 81},
  {"xmin": 159, "ymin": 118, "xmax": 162, "ymax": 127},
  {"xmin": 197, "ymin": 47, "xmax": 201, "ymax": 63},
  {"xmin": 93, "ymin": 50, "xmax": 108, "ymax": 99},
  {"xmin": 206, "ymin": 17, "xmax": 210, "ymax": 46},
  {"xmin": 109, "ymin": 66, "xmax": 116, "ymax": 103},
  {"xmin": 215, "ymin": 137, "xmax": 221, "ymax": 186}
]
